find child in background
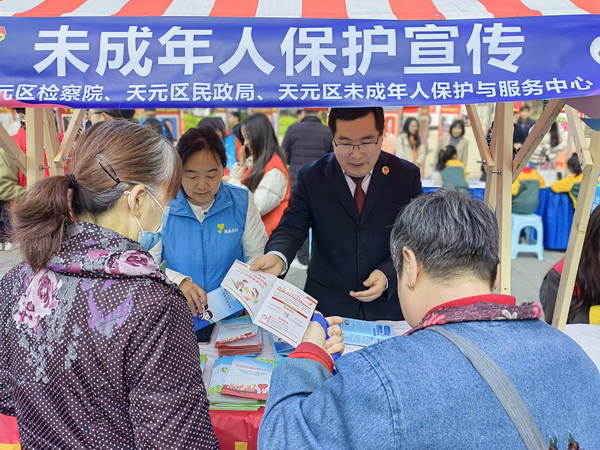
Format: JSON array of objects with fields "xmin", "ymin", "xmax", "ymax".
[
  {"xmin": 512, "ymin": 167, "xmax": 546, "ymax": 215},
  {"xmin": 437, "ymin": 145, "xmax": 469, "ymax": 195},
  {"xmin": 551, "ymin": 153, "xmax": 583, "ymax": 208}
]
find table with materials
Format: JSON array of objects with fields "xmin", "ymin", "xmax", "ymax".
[{"xmin": 1, "ymin": 322, "xmax": 598, "ymax": 450}]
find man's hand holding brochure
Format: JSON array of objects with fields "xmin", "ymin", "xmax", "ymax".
[{"xmin": 221, "ymin": 260, "xmax": 318, "ymax": 347}]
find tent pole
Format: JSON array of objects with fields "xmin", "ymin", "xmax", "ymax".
[
  {"xmin": 25, "ymin": 108, "xmax": 45, "ymax": 188},
  {"xmin": 465, "ymin": 104, "xmax": 495, "ymax": 168},
  {"xmin": 512, "ymin": 99, "xmax": 566, "ymax": 181},
  {"xmin": 494, "ymin": 102, "xmax": 514, "ymax": 295},
  {"xmin": 42, "ymin": 109, "xmax": 60, "ymax": 177},
  {"xmin": 484, "ymin": 147, "xmax": 498, "ymax": 210},
  {"xmin": 552, "ymin": 130, "xmax": 600, "ymax": 330},
  {"xmin": 565, "ymin": 106, "xmax": 592, "ymax": 165},
  {"xmin": 466, "ymin": 104, "xmax": 496, "ymax": 209},
  {"xmin": 55, "ymin": 109, "xmax": 85, "ymax": 167},
  {"xmin": 0, "ymin": 121, "xmax": 26, "ymax": 172},
  {"xmin": 486, "ymin": 103, "xmax": 507, "ymax": 211}
]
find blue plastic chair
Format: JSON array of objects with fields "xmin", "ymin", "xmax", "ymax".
[{"xmin": 511, "ymin": 214, "xmax": 544, "ymax": 260}]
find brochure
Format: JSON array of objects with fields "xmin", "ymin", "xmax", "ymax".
[
  {"xmin": 340, "ymin": 318, "xmax": 394, "ymax": 347},
  {"xmin": 207, "ymin": 356, "xmax": 257, "ymax": 405},
  {"xmin": 200, "ymin": 354, "xmax": 207, "ymax": 372},
  {"xmin": 194, "ymin": 287, "xmax": 244, "ymax": 331},
  {"xmin": 270, "ymin": 333, "xmax": 294, "ymax": 361},
  {"xmin": 221, "ymin": 260, "xmax": 318, "ymax": 347},
  {"xmin": 215, "ymin": 316, "xmax": 259, "ymax": 346},
  {"xmin": 221, "ymin": 356, "xmax": 276, "ymax": 401}
]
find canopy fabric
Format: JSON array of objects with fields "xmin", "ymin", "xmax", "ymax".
[
  {"xmin": 1, "ymin": 0, "xmax": 598, "ymax": 19},
  {"xmin": 0, "ymin": 1, "xmax": 599, "ymax": 108}
]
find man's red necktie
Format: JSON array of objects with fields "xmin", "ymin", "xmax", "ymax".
[{"xmin": 350, "ymin": 176, "xmax": 366, "ymax": 215}]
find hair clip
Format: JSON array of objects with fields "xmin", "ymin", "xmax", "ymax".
[{"xmin": 96, "ymin": 154, "xmax": 121, "ymax": 186}]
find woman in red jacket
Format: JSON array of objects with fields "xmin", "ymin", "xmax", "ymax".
[{"xmin": 229, "ymin": 113, "xmax": 290, "ymax": 236}]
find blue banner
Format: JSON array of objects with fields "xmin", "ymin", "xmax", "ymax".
[{"xmin": 0, "ymin": 15, "xmax": 598, "ymax": 108}]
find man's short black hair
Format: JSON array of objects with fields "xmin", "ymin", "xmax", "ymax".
[
  {"xmin": 519, "ymin": 105, "xmax": 531, "ymax": 112},
  {"xmin": 228, "ymin": 111, "xmax": 241, "ymax": 121},
  {"xmin": 328, "ymin": 107, "xmax": 384, "ymax": 136}
]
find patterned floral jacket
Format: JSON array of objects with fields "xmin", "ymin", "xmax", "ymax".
[{"xmin": 0, "ymin": 222, "xmax": 218, "ymax": 449}]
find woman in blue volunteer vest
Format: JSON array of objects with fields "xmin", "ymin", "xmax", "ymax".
[{"xmin": 151, "ymin": 125, "xmax": 267, "ymax": 341}]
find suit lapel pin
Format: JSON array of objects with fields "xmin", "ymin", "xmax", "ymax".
[{"xmin": 382, "ymin": 166, "xmax": 390, "ymax": 175}]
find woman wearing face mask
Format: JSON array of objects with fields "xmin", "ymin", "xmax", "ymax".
[
  {"xmin": 0, "ymin": 121, "xmax": 218, "ymax": 449},
  {"xmin": 151, "ymin": 125, "xmax": 267, "ymax": 341}
]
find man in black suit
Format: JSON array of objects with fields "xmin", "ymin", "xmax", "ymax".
[
  {"xmin": 251, "ymin": 107, "xmax": 422, "ymax": 320},
  {"xmin": 513, "ymin": 105, "xmax": 536, "ymax": 151}
]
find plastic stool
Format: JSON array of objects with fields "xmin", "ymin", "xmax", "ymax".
[{"xmin": 511, "ymin": 214, "xmax": 544, "ymax": 260}]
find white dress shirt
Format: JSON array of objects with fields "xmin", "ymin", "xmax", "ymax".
[
  {"xmin": 343, "ymin": 170, "xmax": 373, "ymax": 195},
  {"xmin": 272, "ymin": 169, "xmax": 380, "ymax": 279}
]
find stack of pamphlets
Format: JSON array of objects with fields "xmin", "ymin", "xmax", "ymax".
[
  {"xmin": 340, "ymin": 318, "xmax": 394, "ymax": 347},
  {"xmin": 200, "ymin": 354, "xmax": 208, "ymax": 372},
  {"xmin": 207, "ymin": 356, "xmax": 275, "ymax": 410},
  {"xmin": 221, "ymin": 355, "xmax": 276, "ymax": 401},
  {"xmin": 215, "ymin": 316, "xmax": 263, "ymax": 357}
]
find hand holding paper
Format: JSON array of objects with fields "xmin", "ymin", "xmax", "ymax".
[
  {"xmin": 304, "ymin": 313, "xmax": 344, "ymax": 359},
  {"xmin": 222, "ymin": 260, "xmax": 318, "ymax": 347},
  {"xmin": 249, "ymin": 253, "xmax": 285, "ymax": 277},
  {"xmin": 179, "ymin": 280, "xmax": 208, "ymax": 315}
]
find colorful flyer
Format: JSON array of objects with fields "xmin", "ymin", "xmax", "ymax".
[
  {"xmin": 214, "ymin": 316, "xmax": 258, "ymax": 346},
  {"xmin": 221, "ymin": 356, "xmax": 276, "ymax": 401},
  {"xmin": 221, "ymin": 260, "xmax": 318, "ymax": 347}
]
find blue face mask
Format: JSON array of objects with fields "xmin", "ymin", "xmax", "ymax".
[{"xmin": 126, "ymin": 189, "xmax": 170, "ymax": 251}]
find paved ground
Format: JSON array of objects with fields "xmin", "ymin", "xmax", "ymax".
[
  {"xmin": 0, "ymin": 248, "xmax": 20, "ymax": 277},
  {"xmin": 0, "ymin": 246, "xmax": 563, "ymax": 304}
]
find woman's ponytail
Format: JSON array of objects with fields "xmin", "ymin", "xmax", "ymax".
[
  {"xmin": 9, "ymin": 175, "xmax": 73, "ymax": 272},
  {"xmin": 436, "ymin": 145, "xmax": 458, "ymax": 172}
]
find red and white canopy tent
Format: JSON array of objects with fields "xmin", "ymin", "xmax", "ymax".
[
  {"xmin": 0, "ymin": 0, "xmax": 599, "ymax": 329},
  {"xmin": 0, "ymin": 0, "xmax": 598, "ymax": 19}
]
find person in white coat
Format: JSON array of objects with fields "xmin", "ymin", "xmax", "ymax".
[
  {"xmin": 530, "ymin": 122, "xmax": 568, "ymax": 169},
  {"xmin": 394, "ymin": 118, "xmax": 426, "ymax": 175},
  {"xmin": 437, "ymin": 119, "xmax": 469, "ymax": 167}
]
